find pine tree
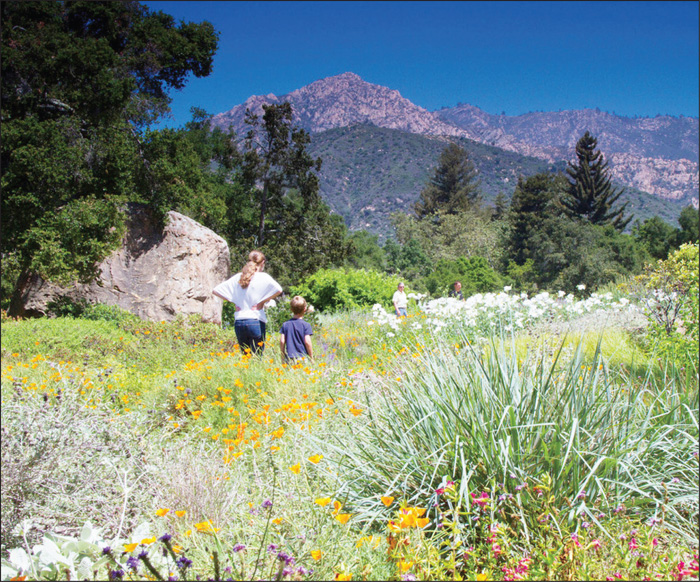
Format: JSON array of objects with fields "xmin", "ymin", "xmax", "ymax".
[
  {"xmin": 414, "ymin": 143, "xmax": 481, "ymax": 218},
  {"xmin": 562, "ymin": 132, "xmax": 631, "ymax": 231}
]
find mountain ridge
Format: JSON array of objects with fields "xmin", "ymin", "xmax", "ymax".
[{"xmin": 210, "ymin": 72, "xmax": 699, "ymax": 209}]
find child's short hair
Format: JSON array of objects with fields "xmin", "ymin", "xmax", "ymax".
[{"xmin": 290, "ymin": 295, "xmax": 307, "ymax": 315}]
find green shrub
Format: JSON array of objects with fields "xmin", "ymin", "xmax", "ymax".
[
  {"xmin": 424, "ymin": 255, "xmax": 503, "ymax": 297},
  {"xmin": 291, "ymin": 268, "xmax": 404, "ymax": 313}
]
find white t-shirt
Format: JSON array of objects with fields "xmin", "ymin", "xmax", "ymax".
[
  {"xmin": 392, "ymin": 290, "xmax": 408, "ymax": 309},
  {"xmin": 213, "ymin": 272, "xmax": 283, "ymax": 323}
]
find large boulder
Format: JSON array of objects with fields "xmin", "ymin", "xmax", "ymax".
[{"xmin": 11, "ymin": 205, "xmax": 229, "ymax": 323}]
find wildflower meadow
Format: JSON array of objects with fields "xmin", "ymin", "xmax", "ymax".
[{"xmin": 1, "ymin": 265, "xmax": 698, "ymax": 581}]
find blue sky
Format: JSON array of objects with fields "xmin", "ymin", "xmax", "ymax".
[{"xmin": 144, "ymin": 1, "xmax": 699, "ymax": 128}]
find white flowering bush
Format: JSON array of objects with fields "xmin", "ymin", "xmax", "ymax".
[{"xmin": 366, "ymin": 287, "xmax": 639, "ymax": 342}]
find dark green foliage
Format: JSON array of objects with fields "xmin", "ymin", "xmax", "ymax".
[
  {"xmin": 633, "ymin": 206, "xmax": 698, "ymax": 261},
  {"xmin": 562, "ymin": 132, "xmax": 632, "ymax": 231},
  {"xmin": 633, "ymin": 216, "xmax": 677, "ymax": 260},
  {"xmin": 345, "ymin": 231, "xmax": 387, "ymax": 272},
  {"xmin": 383, "ymin": 238, "xmax": 432, "ymax": 286},
  {"xmin": 676, "ymin": 205, "xmax": 699, "ymax": 246},
  {"xmin": 1, "ymin": 1, "xmax": 219, "ymax": 308},
  {"xmin": 414, "ymin": 143, "xmax": 481, "ymax": 218},
  {"xmin": 424, "ymin": 256, "xmax": 503, "ymax": 297},
  {"xmin": 506, "ymin": 172, "xmax": 568, "ymax": 266},
  {"xmin": 506, "ymin": 172, "xmax": 647, "ymax": 293}
]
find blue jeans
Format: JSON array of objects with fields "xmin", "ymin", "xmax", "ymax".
[
  {"xmin": 396, "ymin": 307, "xmax": 407, "ymax": 317},
  {"xmin": 234, "ymin": 319, "xmax": 267, "ymax": 355}
]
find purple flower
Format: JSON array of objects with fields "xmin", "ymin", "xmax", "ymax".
[
  {"xmin": 261, "ymin": 499, "xmax": 273, "ymax": 509},
  {"xmin": 282, "ymin": 566, "xmax": 293, "ymax": 577},
  {"xmin": 158, "ymin": 533, "xmax": 172, "ymax": 543},
  {"xmin": 267, "ymin": 543, "xmax": 278, "ymax": 553},
  {"xmin": 232, "ymin": 543, "xmax": 246, "ymax": 553},
  {"xmin": 277, "ymin": 551, "xmax": 294, "ymax": 565},
  {"xmin": 109, "ymin": 569, "xmax": 125, "ymax": 580},
  {"xmin": 576, "ymin": 490, "xmax": 586, "ymax": 500},
  {"xmin": 102, "ymin": 546, "xmax": 112, "ymax": 555},
  {"xmin": 296, "ymin": 566, "xmax": 309, "ymax": 576},
  {"xmin": 402, "ymin": 573, "xmax": 418, "ymax": 581},
  {"xmin": 138, "ymin": 550, "xmax": 149, "ymax": 559},
  {"xmin": 126, "ymin": 556, "xmax": 140, "ymax": 571},
  {"xmin": 581, "ymin": 521, "xmax": 591, "ymax": 529},
  {"xmin": 176, "ymin": 556, "xmax": 193, "ymax": 569}
]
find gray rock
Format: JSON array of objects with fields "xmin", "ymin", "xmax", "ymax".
[{"xmin": 13, "ymin": 205, "xmax": 229, "ymax": 323}]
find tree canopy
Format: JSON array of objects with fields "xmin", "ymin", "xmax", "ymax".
[
  {"xmin": 414, "ymin": 142, "xmax": 481, "ymax": 219},
  {"xmin": 561, "ymin": 131, "xmax": 631, "ymax": 231},
  {"xmin": 1, "ymin": 1, "xmax": 219, "ymax": 296}
]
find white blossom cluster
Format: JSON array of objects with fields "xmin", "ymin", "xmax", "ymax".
[{"xmin": 367, "ymin": 287, "xmax": 639, "ymax": 339}]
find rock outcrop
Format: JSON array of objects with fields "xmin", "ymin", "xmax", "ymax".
[{"xmin": 12, "ymin": 205, "xmax": 230, "ymax": 323}]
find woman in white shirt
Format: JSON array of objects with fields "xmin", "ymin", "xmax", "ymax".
[{"xmin": 213, "ymin": 250, "xmax": 283, "ymax": 355}]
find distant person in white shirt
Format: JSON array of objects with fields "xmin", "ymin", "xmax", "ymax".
[
  {"xmin": 392, "ymin": 282, "xmax": 408, "ymax": 317},
  {"xmin": 213, "ymin": 250, "xmax": 283, "ymax": 355}
]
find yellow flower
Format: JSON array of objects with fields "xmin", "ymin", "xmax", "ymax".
[
  {"xmin": 123, "ymin": 543, "xmax": 139, "ymax": 552},
  {"xmin": 272, "ymin": 518, "xmax": 283, "ymax": 525},
  {"xmin": 171, "ymin": 544, "xmax": 183, "ymax": 554},
  {"xmin": 381, "ymin": 496, "xmax": 394, "ymax": 507},
  {"xmin": 332, "ymin": 500, "xmax": 343, "ymax": 514},
  {"xmin": 311, "ymin": 549, "xmax": 322, "ymax": 561},
  {"xmin": 175, "ymin": 510, "xmax": 186, "ymax": 518},
  {"xmin": 476, "ymin": 574, "xmax": 489, "ymax": 581},
  {"xmin": 335, "ymin": 513, "xmax": 351, "ymax": 524},
  {"xmin": 416, "ymin": 517, "xmax": 430, "ymax": 528},
  {"xmin": 308, "ymin": 454, "xmax": 323, "ymax": 464},
  {"xmin": 335, "ymin": 574, "xmax": 352, "ymax": 581},
  {"xmin": 192, "ymin": 410, "xmax": 202, "ymax": 419},
  {"xmin": 399, "ymin": 561, "xmax": 414, "ymax": 572},
  {"xmin": 315, "ymin": 497, "xmax": 332, "ymax": 507},
  {"xmin": 155, "ymin": 508, "xmax": 170, "ymax": 517},
  {"xmin": 270, "ymin": 445, "xmax": 281, "ymax": 453},
  {"xmin": 141, "ymin": 537, "xmax": 156, "ymax": 545},
  {"xmin": 194, "ymin": 521, "xmax": 220, "ymax": 534},
  {"xmin": 289, "ymin": 463, "xmax": 301, "ymax": 474}
]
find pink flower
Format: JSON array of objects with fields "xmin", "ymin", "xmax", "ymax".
[
  {"xmin": 629, "ymin": 538, "xmax": 639, "ymax": 550},
  {"xmin": 492, "ymin": 543, "xmax": 502, "ymax": 556},
  {"xmin": 470, "ymin": 491, "xmax": 489, "ymax": 508},
  {"xmin": 675, "ymin": 561, "xmax": 694, "ymax": 580},
  {"xmin": 590, "ymin": 539, "xmax": 602, "ymax": 550},
  {"xmin": 652, "ymin": 538, "xmax": 659, "ymax": 547}
]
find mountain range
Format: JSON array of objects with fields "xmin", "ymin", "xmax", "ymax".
[{"xmin": 210, "ymin": 72, "xmax": 698, "ymax": 236}]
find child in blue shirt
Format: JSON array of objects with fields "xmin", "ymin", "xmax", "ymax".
[{"xmin": 279, "ymin": 295, "xmax": 314, "ymax": 361}]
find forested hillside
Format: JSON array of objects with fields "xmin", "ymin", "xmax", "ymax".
[{"xmin": 308, "ymin": 125, "xmax": 688, "ymax": 236}]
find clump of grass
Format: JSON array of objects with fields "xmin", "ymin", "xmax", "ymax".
[{"xmin": 319, "ymin": 329, "xmax": 699, "ymax": 542}]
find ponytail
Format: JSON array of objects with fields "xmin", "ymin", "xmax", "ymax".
[{"xmin": 239, "ymin": 250, "xmax": 266, "ymax": 288}]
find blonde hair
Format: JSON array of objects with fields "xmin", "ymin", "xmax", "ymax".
[
  {"xmin": 290, "ymin": 295, "xmax": 307, "ymax": 315},
  {"xmin": 239, "ymin": 250, "xmax": 266, "ymax": 288}
]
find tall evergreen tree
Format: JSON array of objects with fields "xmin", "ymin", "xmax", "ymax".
[
  {"xmin": 414, "ymin": 143, "xmax": 481, "ymax": 218},
  {"xmin": 562, "ymin": 131, "xmax": 631, "ymax": 231},
  {"xmin": 239, "ymin": 102, "xmax": 349, "ymax": 285}
]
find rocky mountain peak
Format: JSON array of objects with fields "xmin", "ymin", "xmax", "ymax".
[{"xmin": 210, "ymin": 72, "xmax": 476, "ymax": 139}]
